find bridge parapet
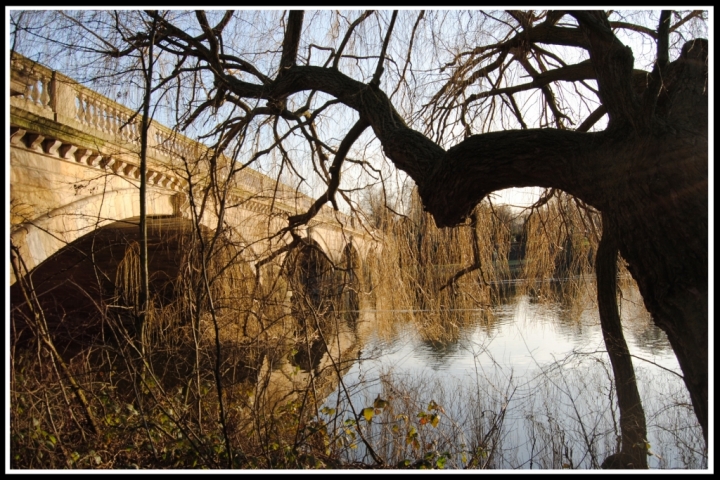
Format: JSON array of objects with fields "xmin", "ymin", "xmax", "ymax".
[
  {"xmin": 10, "ymin": 54, "xmax": 366, "ymax": 230},
  {"xmin": 10, "ymin": 54, "xmax": 379, "ymax": 282},
  {"xmin": 11, "ymin": 54, "xmax": 142, "ymax": 147}
]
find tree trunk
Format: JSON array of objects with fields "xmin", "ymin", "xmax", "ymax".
[
  {"xmin": 596, "ymin": 213, "xmax": 648, "ymax": 469},
  {"xmin": 136, "ymin": 19, "xmax": 157, "ymax": 354},
  {"xmin": 601, "ymin": 128, "xmax": 708, "ymax": 444}
]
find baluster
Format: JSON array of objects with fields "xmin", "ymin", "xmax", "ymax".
[
  {"xmin": 84, "ymin": 95, "xmax": 93, "ymax": 125},
  {"xmin": 116, "ymin": 109, "xmax": 123, "ymax": 137},
  {"xmin": 98, "ymin": 103, "xmax": 107, "ymax": 132},
  {"xmin": 116, "ymin": 110, "xmax": 124, "ymax": 138},
  {"xmin": 108, "ymin": 106, "xmax": 116, "ymax": 134},
  {"xmin": 115, "ymin": 109, "xmax": 125, "ymax": 140},
  {"xmin": 75, "ymin": 93, "xmax": 84, "ymax": 123},
  {"xmin": 118, "ymin": 113, "xmax": 127, "ymax": 141},
  {"xmin": 22, "ymin": 76, "xmax": 32, "ymax": 103},
  {"xmin": 103, "ymin": 104, "xmax": 112, "ymax": 133},
  {"xmin": 30, "ymin": 77, "xmax": 41, "ymax": 106},
  {"xmin": 131, "ymin": 120, "xmax": 139, "ymax": 144},
  {"xmin": 40, "ymin": 75, "xmax": 51, "ymax": 109},
  {"xmin": 94, "ymin": 101, "xmax": 103, "ymax": 131},
  {"xmin": 92, "ymin": 99, "xmax": 101, "ymax": 130},
  {"xmin": 78, "ymin": 93, "xmax": 85, "ymax": 123},
  {"xmin": 122, "ymin": 114, "xmax": 132, "ymax": 142},
  {"xmin": 108, "ymin": 107, "xmax": 117, "ymax": 136},
  {"xmin": 116, "ymin": 109, "xmax": 124, "ymax": 139},
  {"xmin": 81, "ymin": 94, "xmax": 90, "ymax": 125},
  {"xmin": 89, "ymin": 98, "xmax": 99, "ymax": 130}
]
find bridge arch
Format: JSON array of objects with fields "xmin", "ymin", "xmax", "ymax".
[
  {"xmin": 11, "ymin": 188, "xmax": 176, "ymax": 283},
  {"xmin": 306, "ymin": 228, "xmax": 336, "ymax": 264},
  {"xmin": 285, "ymin": 238, "xmax": 336, "ymax": 312},
  {"xmin": 11, "ymin": 213, "xmax": 261, "ymax": 341}
]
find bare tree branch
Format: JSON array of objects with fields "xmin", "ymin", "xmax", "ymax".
[
  {"xmin": 332, "ymin": 10, "xmax": 374, "ymax": 69},
  {"xmin": 370, "ymin": 10, "xmax": 398, "ymax": 88},
  {"xmin": 288, "ymin": 117, "xmax": 370, "ymax": 228},
  {"xmin": 279, "ymin": 10, "xmax": 304, "ymax": 74},
  {"xmin": 569, "ymin": 11, "xmax": 639, "ymax": 127},
  {"xmin": 642, "ymin": 10, "xmax": 671, "ymax": 119}
]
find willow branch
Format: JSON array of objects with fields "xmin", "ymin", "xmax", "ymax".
[
  {"xmin": 332, "ymin": 10, "xmax": 374, "ymax": 70},
  {"xmin": 391, "ymin": 10, "xmax": 425, "ymax": 99},
  {"xmin": 370, "ymin": 10, "xmax": 398, "ymax": 88},
  {"xmin": 440, "ymin": 210, "xmax": 486, "ymax": 291}
]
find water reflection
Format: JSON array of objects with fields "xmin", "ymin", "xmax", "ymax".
[
  {"xmin": 357, "ymin": 291, "xmax": 675, "ymax": 375},
  {"xmin": 322, "ymin": 287, "xmax": 704, "ymax": 469}
]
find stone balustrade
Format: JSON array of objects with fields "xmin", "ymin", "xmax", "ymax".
[{"xmin": 10, "ymin": 53, "xmax": 355, "ymax": 229}]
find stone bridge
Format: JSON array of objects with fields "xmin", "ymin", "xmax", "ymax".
[{"xmin": 9, "ymin": 54, "xmax": 378, "ymax": 296}]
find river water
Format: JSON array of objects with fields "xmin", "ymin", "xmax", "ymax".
[{"xmin": 321, "ymin": 286, "xmax": 707, "ymax": 469}]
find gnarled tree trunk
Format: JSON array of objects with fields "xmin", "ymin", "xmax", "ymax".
[{"xmin": 597, "ymin": 213, "xmax": 648, "ymax": 469}]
